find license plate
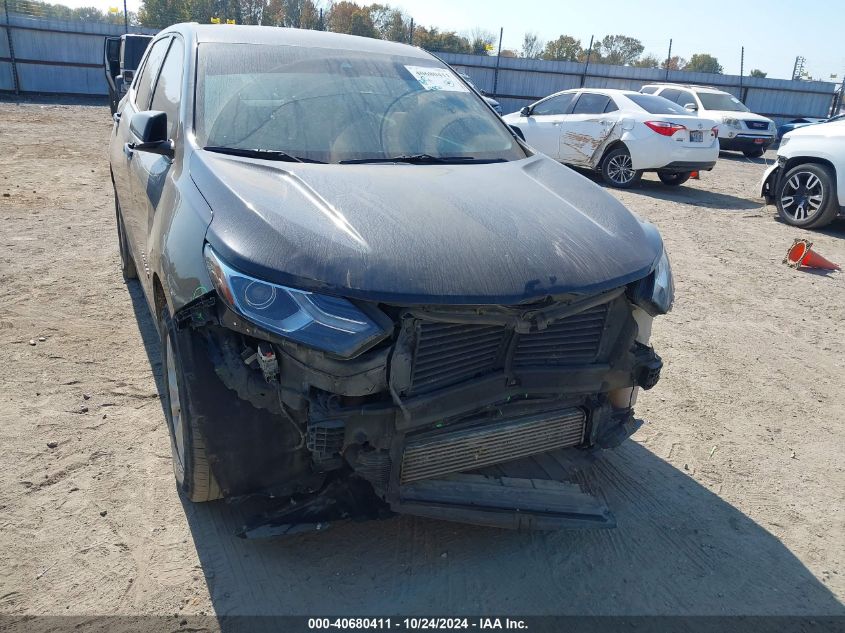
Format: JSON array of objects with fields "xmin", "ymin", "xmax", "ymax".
[{"xmin": 689, "ymin": 130, "xmax": 703, "ymax": 142}]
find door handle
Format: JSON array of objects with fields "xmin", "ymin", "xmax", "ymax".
[
  {"xmin": 123, "ymin": 142, "xmax": 134, "ymax": 158},
  {"xmin": 113, "ymin": 112, "xmax": 121, "ymax": 124}
]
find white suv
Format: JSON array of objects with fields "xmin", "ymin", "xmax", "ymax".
[
  {"xmin": 641, "ymin": 83, "xmax": 776, "ymax": 157},
  {"xmin": 760, "ymin": 118, "xmax": 845, "ymax": 229}
]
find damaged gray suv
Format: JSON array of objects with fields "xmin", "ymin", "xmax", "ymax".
[{"xmin": 110, "ymin": 24, "xmax": 672, "ymax": 534}]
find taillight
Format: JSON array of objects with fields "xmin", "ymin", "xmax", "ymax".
[
  {"xmin": 644, "ymin": 121, "xmax": 686, "ymax": 136},
  {"xmin": 711, "ymin": 126, "xmax": 719, "ymax": 137}
]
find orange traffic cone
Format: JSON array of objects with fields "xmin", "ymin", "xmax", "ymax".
[{"xmin": 783, "ymin": 239, "xmax": 840, "ymax": 270}]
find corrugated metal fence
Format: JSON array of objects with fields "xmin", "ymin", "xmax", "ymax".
[
  {"xmin": 0, "ymin": 12, "xmax": 156, "ymax": 95},
  {"xmin": 439, "ymin": 53, "xmax": 840, "ymax": 126},
  {"xmin": 0, "ymin": 11, "xmax": 840, "ymax": 125}
]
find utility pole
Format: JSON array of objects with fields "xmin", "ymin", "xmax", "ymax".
[
  {"xmin": 409, "ymin": 17, "xmax": 413, "ymax": 45},
  {"xmin": 739, "ymin": 46, "xmax": 744, "ymax": 99},
  {"xmin": 581, "ymin": 35, "xmax": 594, "ymax": 87},
  {"xmin": 2, "ymin": 0, "xmax": 19, "ymax": 94},
  {"xmin": 664, "ymin": 38, "xmax": 672, "ymax": 80},
  {"xmin": 492, "ymin": 26, "xmax": 503, "ymax": 96},
  {"xmin": 123, "ymin": 0, "xmax": 128, "ymax": 33}
]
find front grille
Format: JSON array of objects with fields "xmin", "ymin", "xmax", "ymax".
[
  {"xmin": 409, "ymin": 322, "xmax": 505, "ymax": 394},
  {"xmin": 400, "ymin": 408, "xmax": 586, "ymax": 484},
  {"xmin": 745, "ymin": 120, "xmax": 770, "ymax": 130},
  {"xmin": 512, "ymin": 304, "xmax": 607, "ymax": 366}
]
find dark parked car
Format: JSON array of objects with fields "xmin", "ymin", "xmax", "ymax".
[{"xmin": 110, "ymin": 24, "xmax": 672, "ymax": 533}]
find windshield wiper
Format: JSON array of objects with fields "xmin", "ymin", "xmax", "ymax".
[
  {"xmin": 203, "ymin": 146, "xmax": 325, "ymax": 163},
  {"xmin": 340, "ymin": 154, "xmax": 501, "ymax": 165}
]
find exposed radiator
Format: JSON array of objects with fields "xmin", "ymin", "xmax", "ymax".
[
  {"xmin": 407, "ymin": 303, "xmax": 609, "ymax": 394},
  {"xmin": 512, "ymin": 303, "xmax": 607, "ymax": 367},
  {"xmin": 400, "ymin": 408, "xmax": 586, "ymax": 484}
]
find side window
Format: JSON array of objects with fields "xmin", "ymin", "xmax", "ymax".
[
  {"xmin": 658, "ymin": 88, "xmax": 680, "ymax": 102},
  {"xmin": 150, "ymin": 39, "xmax": 184, "ymax": 138},
  {"xmin": 640, "ymin": 86, "xmax": 658, "ymax": 94},
  {"xmin": 571, "ymin": 93, "xmax": 611, "ymax": 114},
  {"xmin": 134, "ymin": 37, "xmax": 170, "ymax": 110},
  {"xmin": 676, "ymin": 90, "xmax": 696, "ymax": 107},
  {"xmin": 532, "ymin": 93, "xmax": 575, "ymax": 116},
  {"xmin": 604, "ymin": 98, "xmax": 618, "ymax": 113}
]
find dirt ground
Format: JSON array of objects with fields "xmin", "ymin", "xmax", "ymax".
[{"xmin": 0, "ymin": 99, "xmax": 843, "ymax": 618}]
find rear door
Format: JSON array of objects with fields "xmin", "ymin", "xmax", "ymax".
[
  {"xmin": 558, "ymin": 92, "xmax": 618, "ymax": 166},
  {"xmin": 520, "ymin": 92, "xmax": 576, "ymax": 158},
  {"xmin": 129, "ymin": 36, "xmax": 184, "ymax": 289}
]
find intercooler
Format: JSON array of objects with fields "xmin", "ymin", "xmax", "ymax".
[{"xmin": 399, "ymin": 407, "xmax": 586, "ymax": 484}]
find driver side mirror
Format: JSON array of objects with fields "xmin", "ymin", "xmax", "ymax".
[
  {"xmin": 121, "ymin": 69, "xmax": 134, "ymax": 85},
  {"xmin": 684, "ymin": 103, "xmax": 698, "ymax": 111},
  {"xmin": 520, "ymin": 106, "xmax": 531, "ymax": 117},
  {"xmin": 129, "ymin": 110, "xmax": 174, "ymax": 158}
]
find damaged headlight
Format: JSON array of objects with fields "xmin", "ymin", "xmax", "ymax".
[
  {"xmin": 630, "ymin": 249, "xmax": 674, "ymax": 316},
  {"xmin": 204, "ymin": 245, "xmax": 387, "ymax": 359}
]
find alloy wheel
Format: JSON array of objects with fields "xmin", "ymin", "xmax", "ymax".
[
  {"xmin": 606, "ymin": 153, "xmax": 636, "ymax": 185},
  {"xmin": 780, "ymin": 171, "xmax": 825, "ymax": 222}
]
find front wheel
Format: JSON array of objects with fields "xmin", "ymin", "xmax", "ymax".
[
  {"xmin": 657, "ymin": 171, "xmax": 692, "ymax": 186},
  {"xmin": 601, "ymin": 148, "xmax": 642, "ymax": 188},
  {"xmin": 161, "ymin": 309, "xmax": 222, "ymax": 502},
  {"xmin": 775, "ymin": 163, "xmax": 839, "ymax": 229},
  {"xmin": 743, "ymin": 148, "xmax": 765, "ymax": 158}
]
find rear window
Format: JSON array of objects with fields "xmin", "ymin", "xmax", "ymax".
[
  {"xmin": 626, "ymin": 93, "xmax": 688, "ymax": 115},
  {"xmin": 697, "ymin": 92, "xmax": 750, "ymax": 112},
  {"xmin": 640, "ymin": 86, "xmax": 658, "ymax": 94}
]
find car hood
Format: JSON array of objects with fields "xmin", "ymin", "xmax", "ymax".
[
  {"xmin": 709, "ymin": 110, "xmax": 773, "ymax": 124},
  {"xmin": 192, "ymin": 151, "xmax": 662, "ymax": 304}
]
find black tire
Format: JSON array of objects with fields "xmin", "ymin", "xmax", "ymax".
[
  {"xmin": 601, "ymin": 147, "xmax": 642, "ymax": 188},
  {"xmin": 657, "ymin": 171, "xmax": 692, "ymax": 186},
  {"xmin": 161, "ymin": 309, "xmax": 222, "ymax": 502},
  {"xmin": 114, "ymin": 192, "xmax": 137, "ymax": 280},
  {"xmin": 775, "ymin": 163, "xmax": 839, "ymax": 229},
  {"xmin": 743, "ymin": 148, "xmax": 765, "ymax": 158}
]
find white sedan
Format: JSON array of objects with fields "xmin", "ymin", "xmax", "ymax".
[{"xmin": 503, "ymin": 89, "xmax": 719, "ymax": 188}]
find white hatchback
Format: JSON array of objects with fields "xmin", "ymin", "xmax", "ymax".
[{"xmin": 504, "ymin": 89, "xmax": 719, "ymax": 188}]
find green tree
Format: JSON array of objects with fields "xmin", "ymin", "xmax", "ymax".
[
  {"xmin": 749, "ymin": 68, "xmax": 767, "ymax": 78},
  {"xmin": 521, "ymin": 32, "xmax": 544, "ymax": 59},
  {"xmin": 541, "ymin": 34, "xmax": 582, "ymax": 62},
  {"xmin": 369, "ymin": 4, "xmax": 409, "ymax": 41},
  {"xmin": 326, "ymin": 1, "xmax": 377, "ymax": 38},
  {"xmin": 263, "ymin": 0, "xmax": 321, "ymax": 27},
  {"xmin": 596, "ymin": 34, "xmax": 644, "ymax": 66},
  {"xmin": 661, "ymin": 55, "xmax": 687, "ymax": 70},
  {"xmin": 685, "ymin": 53, "xmax": 723, "ymax": 74},
  {"xmin": 139, "ymin": 0, "xmax": 191, "ymax": 27},
  {"xmin": 632, "ymin": 53, "xmax": 660, "ymax": 68},
  {"xmin": 413, "ymin": 26, "xmax": 471, "ymax": 53}
]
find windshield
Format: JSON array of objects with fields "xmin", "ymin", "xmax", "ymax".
[
  {"xmin": 625, "ymin": 93, "xmax": 688, "ymax": 115},
  {"xmin": 195, "ymin": 43, "xmax": 524, "ymax": 164},
  {"xmin": 697, "ymin": 92, "xmax": 750, "ymax": 112}
]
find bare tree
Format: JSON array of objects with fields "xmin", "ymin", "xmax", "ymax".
[{"xmin": 521, "ymin": 32, "xmax": 544, "ymax": 59}]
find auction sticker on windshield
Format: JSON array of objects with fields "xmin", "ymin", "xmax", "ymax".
[{"xmin": 405, "ymin": 65, "xmax": 470, "ymax": 92}]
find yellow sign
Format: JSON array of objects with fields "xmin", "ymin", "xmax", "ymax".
[
  {"xmin": 226, "ymin": 19, "xmax": 236, "ymax": 24},
  {"xmin": 108, "ymin": 6, "xmax": 119, "ymax": 13},
  {"xmin": 484, "ymin": 43, "xmax": 494, "ymax": 51},
  {"xmin": 210, "ymin": 16, "xmax": 221, "ymax": 23}
]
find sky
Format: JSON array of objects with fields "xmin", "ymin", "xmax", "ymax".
[{"xmin": 55, "ymin": 0, "xmax": 845, "ymax": 81}]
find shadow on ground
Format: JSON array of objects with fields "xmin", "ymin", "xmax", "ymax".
[
  {"xmin": 578, "ymin": 168, "xmax": 762, "ymax": 211},
  {"xmin": 125, "ymin": 275, "xmax": 843, "ymax": 619}
]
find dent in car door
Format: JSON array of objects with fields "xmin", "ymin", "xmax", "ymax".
[
  {"xmin": 559, "ymin": 93, "xmax": 618, "ymax": 167},
  {"xmin": 520, "ymin": 92, "xmax": 576, "ymax": 159}
]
